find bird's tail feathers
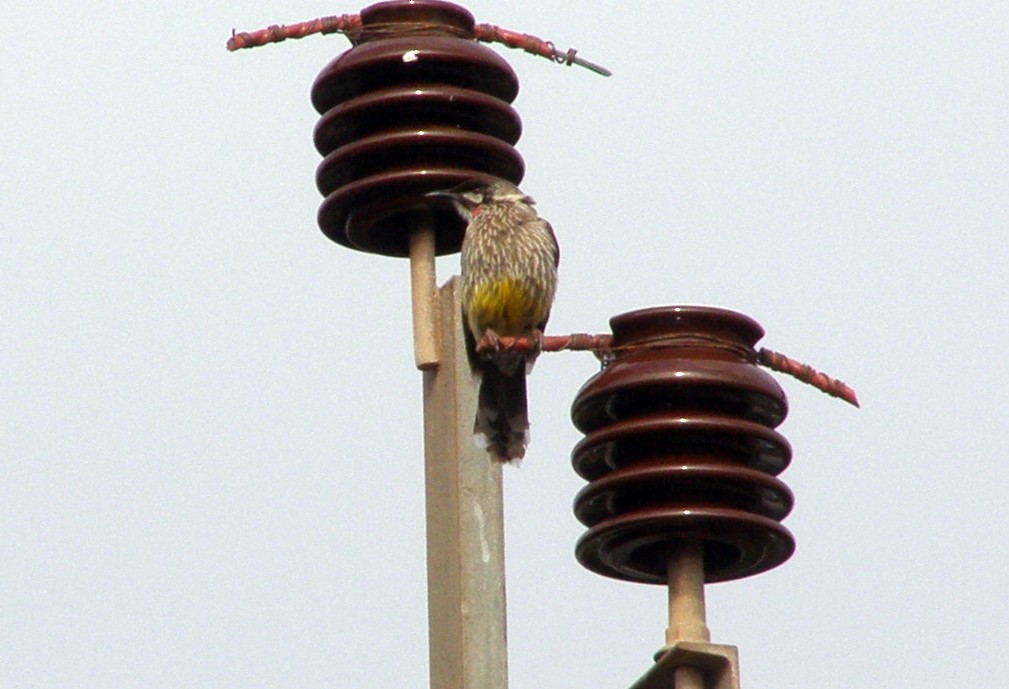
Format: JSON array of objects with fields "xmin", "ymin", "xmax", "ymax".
[{"xmin": 474, "ymin": 363, "xmax": 529, "ymax": 464}]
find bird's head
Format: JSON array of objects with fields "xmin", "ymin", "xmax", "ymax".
[{"xmin": 426, "ymin": 179, "xmax": 534, "ymax": 220}]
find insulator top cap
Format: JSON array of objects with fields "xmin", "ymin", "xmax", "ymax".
[
  {"xmin": 359, "ymin": 0, "xmax": 475, "ymax": 40},
  {"xmin": 610, "ymin": 305, "xmax": 765, "ymax": 350},
  {"xmin": 572, "ymin": 306, "xmax": 788, "ymax": 434}
]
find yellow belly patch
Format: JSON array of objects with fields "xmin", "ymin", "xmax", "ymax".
[{"xmin": 466, "ymin": 277, "xmax": 546, "ymax": 337}]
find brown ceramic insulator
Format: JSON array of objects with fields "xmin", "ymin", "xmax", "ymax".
[
  {"xmin": 570, "ymin": 306, "xmax": 796, "ymax": 585},
  {"xmin": 310, "ymin": 0, "xmax": 524, "ymax": 257}
]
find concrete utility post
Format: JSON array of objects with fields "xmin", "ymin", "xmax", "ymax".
[{"xmin": 422, "ymin": 278, "xmax": 508, "ymax": 689}]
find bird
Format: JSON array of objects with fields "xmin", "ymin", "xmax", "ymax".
[{"xmin": 427, "ymin": 179, "xmax": 559, "ymax": 463}]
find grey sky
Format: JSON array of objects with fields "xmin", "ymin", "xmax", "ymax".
[{"xmin": 3, "ymin": 1, "xmax": 1007, "ymax": 688}]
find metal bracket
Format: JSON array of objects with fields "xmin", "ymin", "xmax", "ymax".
[{"xmin": 628, "ymin": 642, "xmax": 741, "ymax": 689}]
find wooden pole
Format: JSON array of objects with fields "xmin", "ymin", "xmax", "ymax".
[
  {"xmin": 630, "ymin": 543, "xmax": 740, "ymax": 689},
  {"xmin": 423, "ymin": 277, "xmax": 508, "ymax": 689},
  {"xmin": 410, "ymin": 222, "xmax": 440, "ymax": 370},
  {"xmin": 666, "ymin": 542, "xmax": 711, "ymax": 689}
]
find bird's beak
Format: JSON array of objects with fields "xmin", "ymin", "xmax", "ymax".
[{"xmin": 425, "ymin": 190, "xmax": 458, "ymax": 205}]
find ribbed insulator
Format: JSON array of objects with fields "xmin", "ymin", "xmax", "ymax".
[
  {"xmin": 310, "ymin": 0, "xmax": 524, "ymax": 257},
  {"xmin": 570, "ymin": 306, "xmax": 796, "ymax": 585}
]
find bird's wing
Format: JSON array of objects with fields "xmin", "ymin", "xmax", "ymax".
[{"xmin": 546, "ymin": 219, "xmax": 560, "ymax": 268}]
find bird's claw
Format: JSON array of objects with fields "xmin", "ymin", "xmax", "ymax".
[{"xmin": 481, "ymin": 329, "xmax": 503, "ymax": 353}]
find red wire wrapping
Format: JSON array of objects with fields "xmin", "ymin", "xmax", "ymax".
[
  {"xmin": 473, "ymin": 24, "xmax": 553, "ymax": 59},
  {"xmin": 478, "ymin": 333, "xmax": 613, "ymax": 355},
  {"xmin": 227, "ymin": 14, "xmax": 361, "ymax": 51},
  {"xmin": 757, "ymin": 347, "xmax": 860, "ymax": 408},
  {"xmin": 476, "ymin": 333, "xmax": 859, "ymax": 408}
]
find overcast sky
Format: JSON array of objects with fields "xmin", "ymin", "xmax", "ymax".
[{"xmin": 4, "ymin": 2, "xmax": 1008, "ymax": 688}]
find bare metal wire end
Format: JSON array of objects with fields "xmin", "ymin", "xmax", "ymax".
[{"xmin": 551, "ymin": 47, "xmax": 612, "ymax": 77}]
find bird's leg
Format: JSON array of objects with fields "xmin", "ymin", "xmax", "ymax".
[{"xmin": 528, "ymin": 328, "xmax": 544, "ymax": 355}]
